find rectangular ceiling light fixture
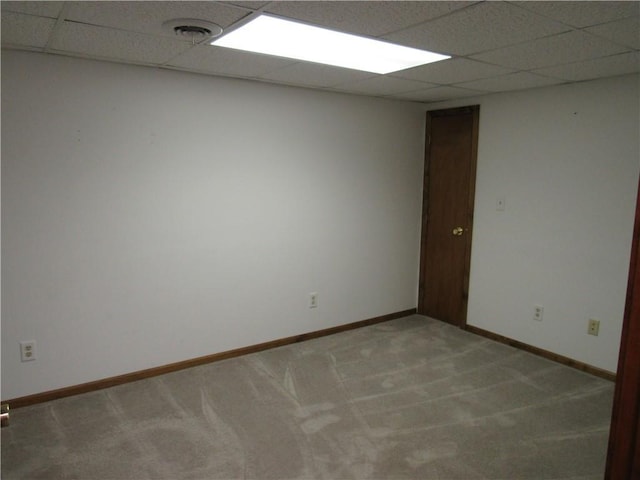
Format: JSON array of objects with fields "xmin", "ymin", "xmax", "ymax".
[{"xmin": 211, "ymin": 15, "xmax": 450, "ymax": 74}]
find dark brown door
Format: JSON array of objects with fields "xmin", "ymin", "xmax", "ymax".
[
  {"xmin": 418, "ymin": 106, "xmax": 479, "ymax": 327},
  {"xmin": 605, "ymin": 175, "xmax": 640, "ymax": 480}
]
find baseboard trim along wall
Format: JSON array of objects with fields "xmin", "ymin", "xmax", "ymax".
[
  {"xmin": 465, "ymin": 324, "xmax": 617, "ymax": 382},
  {"xmin": 4, "ymin": 309, "xmax": 416, "ymax": 409}
]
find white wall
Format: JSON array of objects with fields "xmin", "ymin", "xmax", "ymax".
[
  {"xmin": 3, "ymin": 51, "xmax": 637, "ymax": 401},
  {"xmin": 430, "ymin": 74, "xmax": 640, "ymax": 373},
  {"xmin": 1, "ymin": 51, "xmax": 426, "ymax": 400}
]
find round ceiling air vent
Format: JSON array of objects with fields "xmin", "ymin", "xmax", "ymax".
[{"xmin": 162, "ymin": 18, "xmax": 223, "ymax": 42}]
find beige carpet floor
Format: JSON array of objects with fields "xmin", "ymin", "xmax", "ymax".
[{"xmin": 1, "ymin": 315, "xmax": 614, "ymax": 479}]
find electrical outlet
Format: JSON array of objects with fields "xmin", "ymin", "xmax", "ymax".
[
  {"xmin": 309, "ymin": 292, "xmax": 318, "ymax": 309},
  {"xmin": 20, "ymin": 341, "xmax": 36, "ymax": 362},
  {"xmin": 588, "ymin": 319, "xmax": 600, "ymax": 336},
  {"xmin": 533, "ymin": 305, "xmax": 544, "ymax": 322}
]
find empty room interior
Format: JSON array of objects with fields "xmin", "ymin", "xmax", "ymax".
[{"xmin": 2, "ymin": 1, "xmax": 640, "ymax": 479}]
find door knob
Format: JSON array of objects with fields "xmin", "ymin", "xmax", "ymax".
[{"xmin": 452, "ymin": 227, "xmax": 464, "ymax": 236}]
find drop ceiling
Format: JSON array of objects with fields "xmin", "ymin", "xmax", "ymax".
[{"xmin": 2, "ymin": 1, "xmax": 639, "ymax": 103}]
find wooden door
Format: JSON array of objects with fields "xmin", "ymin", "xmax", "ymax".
[
  {"xmin": 418, "ymin": 106, "xmax": 479, "ymax": 327},
  {"xmin": 605, "ymin": 175, "xmax": 640, "ymax": 479}
]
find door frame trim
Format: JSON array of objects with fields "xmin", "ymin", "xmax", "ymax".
[{"xmin": 418, "ymin": 105, "xmax": 480, "ymax": 328}]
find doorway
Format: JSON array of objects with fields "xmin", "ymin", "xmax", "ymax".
[{"xmin": 418, "ymin": 106, "xmax": 479, "ymax": 327}]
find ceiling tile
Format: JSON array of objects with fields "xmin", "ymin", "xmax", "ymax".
[
  {"xmin": 532, "ymin": 51, "xmax": 640, "ymax": 82},
  {"xmin": 0, "ymin": 1, "xmax": 64, "ymax": 18},
  {"xmin": 330, "ymin": 76, "xmax": 437, "ymax": 96},
  {"xmin": 219, "ymin": 1, "xmax": 269, "ymax": 11},
  {"xmin": 585, "ymin": 16, "xmax": 640, "ymax": 50},
  {"xmin": 513, "ymin": 1, "xmax": 639, "ymax": 28},
  {"xmin": 391, "ymin": 58, "xmax": 515, "ymax": 85},
  {"xmin": 391, "ymin": 85, "xmax": 483, "ymax": 102},
  {"xmin": 456, "ymin": 72, "xmax": 565, "ymax": 92},
  {"xmin": 49, "ymin": 22, "xmax": 192, "ymax": 65},
  {"xmin": 256, "ymin": 62, "xmax": 374, "ymax": 88},
  {"xmin": 1, "ymin": 11, "xmax": 56, "ymax": 48},
  {"xmin": 384, "ymin": 1, "xmax": 570, "ymax": 56},
  {"xmin": 471, "ymin": 30, "xmax": 631, "ymax": 70},
  {"xmin": 264, "ymin": 1, "xmax": 475, "ymax": 37},
  {"xmin": 64, "ymin": 1, "xmax": 249, "ymax": 37},
  {"xmin": 2, "ymin": 1, "xmax": 637, "ymax": 103},
  {"xmin": 167, "ymin": 45, "xmax": 296, "ymax": 78}
]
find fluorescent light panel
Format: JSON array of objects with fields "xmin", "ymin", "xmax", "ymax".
[{"xmin": 211, "ymin": 15, "xmax": 450, "ymax": 74}]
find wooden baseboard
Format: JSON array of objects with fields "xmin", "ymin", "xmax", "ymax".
[
  {"xmin": 465, "ymin": 324, "xmax": 617, "ymax": 382},
  {"xmin": 4, "ymin": 308, "xmax": 416, "ymax": 409}
]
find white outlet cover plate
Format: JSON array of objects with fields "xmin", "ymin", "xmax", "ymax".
[
  {"xmin": 309, "ymin": 292, "xmax": 318, "ymax": 308},
  {"xmin": 20, "ymin": 340, "xmax": 36, "ymax": 362}
]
